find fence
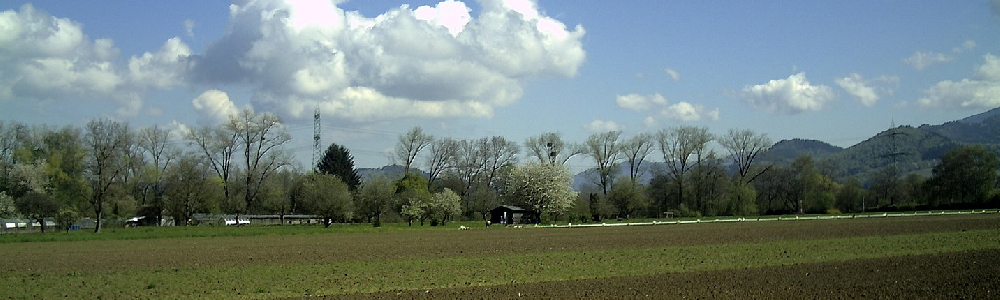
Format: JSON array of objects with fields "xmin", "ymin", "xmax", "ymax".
[{"xmin": 541, "ymin": 209, "xmax": 1000, "ymax": 229}]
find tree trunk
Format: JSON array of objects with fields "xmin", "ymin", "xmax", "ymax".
[
  {"xmin": 93, "ymin": 209, "xmax": 102, "ymax": 233},
  {"xmin": 155, "ymin": 197, "xmax": 163, "ymax": 227},
  {"xmin": 676, "ymin": 174, "xmax": 686, "ymax": 212}
]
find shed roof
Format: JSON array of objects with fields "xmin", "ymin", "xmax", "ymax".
[{"xmin": 491, "ymin": 205, "xmax": 531, "ymax": 212}]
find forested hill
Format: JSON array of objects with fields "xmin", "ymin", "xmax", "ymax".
[
  {"xmin": 822, "ymin": 126, "xmax": 956, "ymax": 182},
  {"xmin": 919, "ymin": 107, "xmax": 1000, "ymax": 145},
  {"xmin": 759, "ymin": 139, "xmax": 843, "ymax": 164},
  {"xmin": 763, "ymin": 107, "xmax": 1000, "ymax": 183}
]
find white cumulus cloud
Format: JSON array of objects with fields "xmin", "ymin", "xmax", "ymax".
[
  {"xmin": 836, "ymin": 74, "xmax": 878, "ymax": 106},
  {"xmin": 665, "ymin": 68, "xmax": 680, "ymax": 81},
  {"xmin": 953, "ymin": 40, "xmax": 976, "ymax": 53},
  {"xmin": 127, "ymin": 37, "xmax": 192, "ymax": 89},
  {"xmin": 192, "ymin": 90, "xmax": 241, "ymax": 125},
  {"xmin": 584, "ymin": 120, "xmax": 624, "ymax": 133},
  {"xmin": 616, "ymin": 93, "xmax": 666, "ymax": 111},
  {"xmin": 741, "ymin": 73, "xmax": 835, "ymax": 114},
  {"xmin": 0, "ymin": 4, "xmax": 122, "ymax": 101},
  {"xmin": 916, "ymin": 54, "xmax": 1000, "ymax": 109},
  {"xmin": 413, "ymin": 0, "xmax": 471, "ymax": 37},
  {"xmin": 656, "ymin": 102, "xmax": 720, "ymax": 123},
  {"xmin": 0, "ymin": 4, "xmax": 196, "ymax": 117},
  {"xmin": 835, "ymin": 73, "xmax": 900, "ymax": 107},
  {"xmin": 183, "ymin": 19, "xmax": 196, "ymax": 37},
  {"xmin": 0, "ymin": 1, "xmax": 584, "ymax": 123},
  {"xmin": 164, "ymin": 120, "xmax": 192, "ymax": 141},
  {"xmin": 189, "ymin": 0, "xmax": 586, "ymax": 122},
  {"xmin": 903, "ymin": 51, "xmax": 953, "ymax": 70},
  {"xmin": 616, "ymin": 93, "xmax": 719, "ymax": 124}
]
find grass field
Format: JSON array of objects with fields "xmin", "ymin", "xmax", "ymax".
[{"xmin": 2, "ymin": 213, "xmax": 999, "ymax": 299}]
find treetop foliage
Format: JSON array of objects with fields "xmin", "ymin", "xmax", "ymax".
[
  {"xmin": 316, "ymin": 142, "xmax": 361, "ymax": 191},
  {"xmin": 2, "ymin": 109, "xmax": 1000, "ymax": 229}
]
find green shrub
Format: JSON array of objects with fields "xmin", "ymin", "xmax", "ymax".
[{"xmin": 672, "ymin": 203, "xmax": 701, "ymax": 218}]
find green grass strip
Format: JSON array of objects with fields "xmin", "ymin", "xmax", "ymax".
[
  {"xmin": 5, "ymin": 229, "xmax": 998, "ymax": 299},
  {"xmin": 0, "ymin": 222, "xmax": 486, "ymax": 244}
]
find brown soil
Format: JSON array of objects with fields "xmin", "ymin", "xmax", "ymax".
[
  {"xmin": 4, "ymin": 214, "xmax": 998, "ymax": 274},
  {"xmin": 342, "ymin": 249, "xmax": 1000, "ymax": 300}
]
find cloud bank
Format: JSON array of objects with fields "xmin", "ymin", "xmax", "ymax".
[
  {"xmin": 189, "ymin": 0, "xmax": 586, "ymax": 122},
  {"xmin": 0, "ymin": 4, "xmax": 198, "ymax": 117},
  {"xmin": 916, "ymin": 54, "xmax": 1000, "ymax": 109},
  {"xmin": 0, "ymin": 5, "xmax": 122, "ymax": 101},
  {"xmin": 0, "ymin": 0, "xmax": 586, "ymax": 122}
]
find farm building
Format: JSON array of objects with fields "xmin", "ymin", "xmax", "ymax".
[
  {"xmin": 489, "ymin": 205, "xmax": 538, "ymax": 225},
  {"xmin": 189, "ymin": 214, "xmax": 326, "ymax": 226},
  {"xmin": 1, "ymin": 218, "xmax": 57, "ymax": 233}
]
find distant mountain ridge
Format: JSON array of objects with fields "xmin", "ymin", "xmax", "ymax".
[
  {"xmin": 918, "ymin": 107, "xmax": 1000, "ymax": 145},
  {"xmin": 357, "ymin": 165, "xmax": 418, "ymax": 181},
  {"xmin": 955, "ymin": 107, "xmax": 1000, "ymax": 125},
  {"xmin": 759, "ymin": 139, "xmax": 843, "ymax": 164},
  {"xmin": 761, "ymin": 107, "xmax": 999, "ymax": 183}
]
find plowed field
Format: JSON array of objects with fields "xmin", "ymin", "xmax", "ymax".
[
  {"xmin": 3, "ymin": 214, "xmax": 999, "ymax": 299},
  {"xmin": 342, "ymin": 249, "xmax": 1000, "ymax": 300}
]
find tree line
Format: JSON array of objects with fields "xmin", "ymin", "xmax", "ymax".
[{"xmin": 2, "ymin": 112, "xmax": 998, "ymax": 232}]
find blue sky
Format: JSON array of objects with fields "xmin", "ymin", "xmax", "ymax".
[{"xmin": 1, "ymin": 0, "xmax": 999, "ymax": 171}]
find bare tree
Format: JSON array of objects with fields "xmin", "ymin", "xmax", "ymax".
[
  {"xmin": 425, "ymin": 138, "xmax": 458, "ymax": 185},
  {"xmin": 447, "ymin": 136, "xmax": 518, "ymax": 191},
  {"xmin": 620, "ymin": 132, "xmax": 654, "ymax": 180},
  {"xmin": 118, "ymin": 132, "xmax": 145, "ymax": 219},
  {"xmin": 481, "ymin": 136, "xmax": 520, "ymax": 187},
  {"xmin": 187, "ymin": 125, "xmax": 238, "ymax": 211},
  {"xmin": 163, "ymin": 153, "xmax": 220, "ymax": 226},
  {"xmin": 229, "ymin": 108, "xmax": 291, "ymax": 215},
  {"xmin": 583, "ymin": 131, "xmax": 622, "ymax": 195},
  {"xmin": 451, "ymin": 139, "xmax": 487, "ymax": 192},
  {"xmin": 657, "ymin": 126, "xmax": 714, "ymax": 208},
  {"xmin": 0, "ymin": 121, "xmax": 25, "ymax": 191},
  {"xmin": 137, "ymin": 125, "xmax": 179, "ymax": 225},
  {"xmin": 394, "ymin": 127, "xmax": 432, "ymax": 174},
  {"xmin": 719, "ymin": 128, "xmax": 773, "ymax": 183},
  {"xmin": 85, "ymin": 119, "xmax": 132, "ymax": 233},
  {"xmin": 524, "ymin": 132, "xmax": 581, "ymax": 165}
]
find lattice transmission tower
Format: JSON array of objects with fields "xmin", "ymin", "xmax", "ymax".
[
  {"xmin": 884, "ymin": 120, "xmax": 908, "ymax": 168},
  {"xmin": 312, "ymin": 107, "xmax": 321, "ymax": 171}
]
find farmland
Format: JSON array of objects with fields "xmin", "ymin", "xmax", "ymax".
[{"xmin": 2, "ymin": 214, "xmax": 999, "ymax": 299}]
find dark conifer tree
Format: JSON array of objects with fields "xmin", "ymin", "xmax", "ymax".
[{"xmin": 316, "ymin": 143, "xmax": 362, "ymax": 191}]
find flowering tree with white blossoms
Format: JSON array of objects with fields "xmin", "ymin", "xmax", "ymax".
[{"xmin": 503, "ymin": 162, "xmax": 576, "ymax": 219}]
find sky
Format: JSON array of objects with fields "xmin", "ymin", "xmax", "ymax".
[{"xmin": 1, "ymin": 0, "xmax": 999, "ymax": 172}]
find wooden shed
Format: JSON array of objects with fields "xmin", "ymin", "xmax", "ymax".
[{"xmin": 489, "ymin": 205, "xmax": 538, "ymax": 225}]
